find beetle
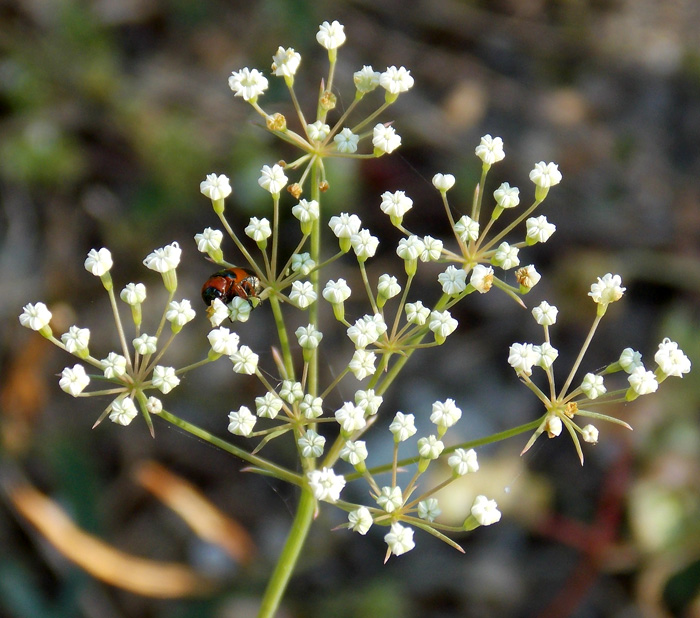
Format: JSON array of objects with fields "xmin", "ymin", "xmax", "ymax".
[{"xmin": 201, "ymin": 267, "xmax": 261, "ymax": 308}]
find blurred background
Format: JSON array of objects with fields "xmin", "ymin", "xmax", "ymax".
[{"xmin": 1, "ymin": 0, "xmax": 699, "ymax": 616}]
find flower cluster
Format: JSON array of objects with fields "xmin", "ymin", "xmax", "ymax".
[
  {"xmin": 19, "ymin": 21, "xmax": 692, "ymax": 609},
  {"xmin": 20, "ymin": 243, "xmax": 222, "ymax": 434},
  {"xmin": 510, "ymin": 287, "xmax": 690, "ymax": 463}
]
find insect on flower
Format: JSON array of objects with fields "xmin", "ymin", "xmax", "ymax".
[{"xmin": 202, "ymin": 268, "xmax": 261, "ymax": 308}]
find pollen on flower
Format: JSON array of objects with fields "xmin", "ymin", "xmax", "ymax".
[{"xmin": 353, "ymin": 66, "xmax": 380, "ymax": 94}]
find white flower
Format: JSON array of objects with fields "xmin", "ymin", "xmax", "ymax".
[
  {"xmin": 355, "ymin": 389, "xmax": 382, "ymax": 416},
  {"xmin": 420, "ymin": 236, "xmax": 443, "ymax": 262},
  {"xmin": 195, "ymin": 227, "xmax": 223, "ymax": 254},
  {"xmin": 228, "ymin": 67, "xmax": 268, "ymax": 101},
  {"xmin": 526, "ymin": 215, "xmax": 556, "ymax": 244},
  {"xmin": 340, "ymin": 440, "xmax": 368, "ymax": 465},
  {"xmin": 296, "ymin": 324, "xmax": 323, "ymax": 350},
  {"xmin": 334, "ymin": 128, "xmax": 359, "ymax": 153},
  {"xmin": 300, "ymin": 394, "xmax": 324, "ymax": 419},
  {"xmin": 59, "ymin": 364, "xmax": 90, "ymax": 397},
  {"xmin": 417, "ymin": 435, "xmax": 444, "ymax": 460},
  {"xmin": 109, "ymin": 397, "xmax": 138, "ymax": 426},
  {"xmin": 529, "ymin": 161, "xmax": 562, "ymax": 188},
  {"xmin": 405, "ymin": 301, "xmax": 430, "ymax": 326},
  {"xmin": 291, "ymin": 253, "xmax": 315, "ymax": 276},
  {"xmin": 329, "ymin": 212, "xmax": 361, "ymax": 239},
  {"xmin": 349, "ymin": 349, "xmax": 377, "ymax": 380},
  {"xmin": 432, "ymin": 173, "xmax": 455, "ymax": 192},
  {"xmin": 271, "ymin": 46, "xmax": 301, "ymax": 77},
  {"xmin": 316, "ymin": 20, "xmax": 346, "ymax": 50},
  {"xmin": 350, "ymin": 229, "xmax": 379, "ymax": 260},
  {"xmin": 120, "ymin": 283, "xmax": 146, "ymax": 306},
  {"xmin": 228, "ymin": 296, "xmax": 252, "ymax": 323},
  {"xmin": 228, "ymin": 406, "xmax": 257, "ymax": 436},
  {"xmin": 418, "ymin": 498, "xmax": 441, "ymax": 522},
  {"xmin": 438, "ymin": 265, "xmax": 467, "ymax": 296},
  {"xmin": 61, "ymin": 325, "xmax": 90, "ymax": 355},
  {"xmin": 245, "ymin": 217, "xmax": 272, "ymax": 242},
  {"xmin": 353, "ymin": 65, "xmax": 380, "ymax": 93},
  {"xmin": 470, "ymin": 264, "xmax": 494, "ymax": 293},
  {"xmin": 493, "ymin": 182, "xmax": 520, "ymax": 208},
  {"xmin": 454, "ymin": 215, "xmax": 480, "ymax": 242},
  {"xmin": 508, "ymin": 342, "xmax": 538, "ymax": 376},
  {"xmin": 208, "ymin": 298, "xmax": 229, "ymax": 327},
  {"xmin": 492, "ymin": 242, "xmax": 520, "ymax": 270},
  {"xmin": 258, "ymin": 164, "xmax": 287, "ymax": 194},
  {"xmin": 532, "ymin": 301, "xmax": 558, "ymax": 326},
  {"xmin": 133, "ymin": 334, "xmax": 157, "ymax": 355},
  {"xmin": 208, "ymin": 327, "xmax": 240, "ymax": 356},
  {"xmin": 143, "ymin": 241, "xmax": 181, "ymax": 273},
  {"xmin": 84, "ymin": 248, "xmax": 113, "ymax": 276},
  {"xmin": 372, "ymin": 123, "xmax": 401, "ymax": 154},
  {"xmin": 377, "ymin": 486, "xmax": 404, "ymax": 513},
  {"xmin": 380, "ymin": 190, "xmax": 413, "ymax": 219},
  {"xmin": 589, "ymin": 273, "xmax": 626, "ymax": 307},
  {"xmin": 200, "ymin": 173, "xmax": 232, "ymax": 200},
  {"xmin": 385, "ymin": 523, "xmax": 415, "ymax": 557},
  {"xmin": 152, "ymin": 365, "xmax": 180, "ymax": 394},
  {"xmin": 448, "ymin": 448, "xmax": 479, "ymax": 476},
  {"xmin": 628, "ymin": 366, "xmax": 659, "ymax": 395},
  {"xmin": 280, "ymin": 380, "xmax": 304, "ymax": 403},
  {"xmin": 471, "ymin": 495, "xmax": 501, "ymax": 526},
  {"xmin": 335, "ymin": 402, "xmax": 367, "ymax": 434},
  {"xmin": 654, "ymin": 338, "xmax": 691, "ymax": 378},
  {"xmin": 307, "ymin": 467, "xmax": 345, "ymax": 503},
  {"xmin": 430, "ymin": 399, "xmax": 462, "ymax": 429},
  {"xmin": 292, "ymin": 199, "xmax": 320, "ymax": 223},
  {"xmin": 323, "ymin": 279, "xmax": 351, "ymax": 304},
  {"xmin": 535, "ymin": 342, "xmax": 559, "ymax": 369},
  {"xmin": 298, "ymin": 429, "xmax": 325, "ymax": 458},
  {"xmin": 379, "ymin": 66, "xmax": 414, "ymax": 94},
  {"xmin": 306, "ymin": 120, "xmax": 330, "ymax": 142},
  {"xmin": 516, "ymin": 264, "xmax": 541, "ymax": 290},
  {"xmin": 619, "ymin": 348, "xmax": 643, "ymax": 373},
  {"xmin": 348, "ymin": 506, "xmax": 373, "ymax": 535},
  {"xmin": 582, "ymin": 425, "xmax": 599, "ymax": 444},
  {"xmin": 546, "ymin": 415, "xmax": 562, "ymax": 437},
  {"xmin": 396, "ymin": 235, "xmax": 425, "ymax": 262},
  {"xmin": 475, "ymin": 135, "xmax": 505, "ymax": 165},
  {"xmin": 377, "ymin": 274, "xmax": 401, "ymax": 300},
  {"xmin": 101, "ymin": 352, "xmax": 127, "ymax": 379},
  {"xmin": 166, "ymin": 300, "xmax": 196, "ymax": 328},
  {"xmin": 146, "ymin": 396, "xmax": 162, "ymax": 415},
  {"xmin": 230, "ymin": 345, "xmax": 258, "ymax": 375},
  {"xmin": 389, "ymin": 411, "xmax": 416, "ymax": 442},
  {"xmin": 347, "ymin": 314, "xmax": 384, "ymax": 349},
  {"xmin": 429, "ymin": 310, "xmax": 458, "ymax": 341},
  {"xmin": 581, "ymin": 373, "xmax": 606, "ymax": 399},
  {"xmin": 255, "ymin": 392, "xmax": 284, "ymax": 419},
  {"xmin": 289, "ymin": 281, "xmax": 317, "ymax": 308}
]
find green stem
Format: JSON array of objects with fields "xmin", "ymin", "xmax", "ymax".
[
  {"xmin": 257, "ymin": 488, "xmax": 316, "ymax": 618},
  {"xmin": 158, "ymin": 410, "xmax": 300, "ymax": 485},
  {"xmin": 268, "ymin": 295, "xmax": 295, "ymax": 380}
]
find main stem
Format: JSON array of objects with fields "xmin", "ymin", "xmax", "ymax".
[
  {"xmin": 257, "ymin": 159, "xmax": 323, "ymax": 617},
  {"xmin": 257, "ymin": 488, "xmax": 316, "ymax": 618}
]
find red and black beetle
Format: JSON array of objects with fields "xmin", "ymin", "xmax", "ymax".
[{"xmin": 201, "ymin": 267, "xmax": 261, "ymax": 308}]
